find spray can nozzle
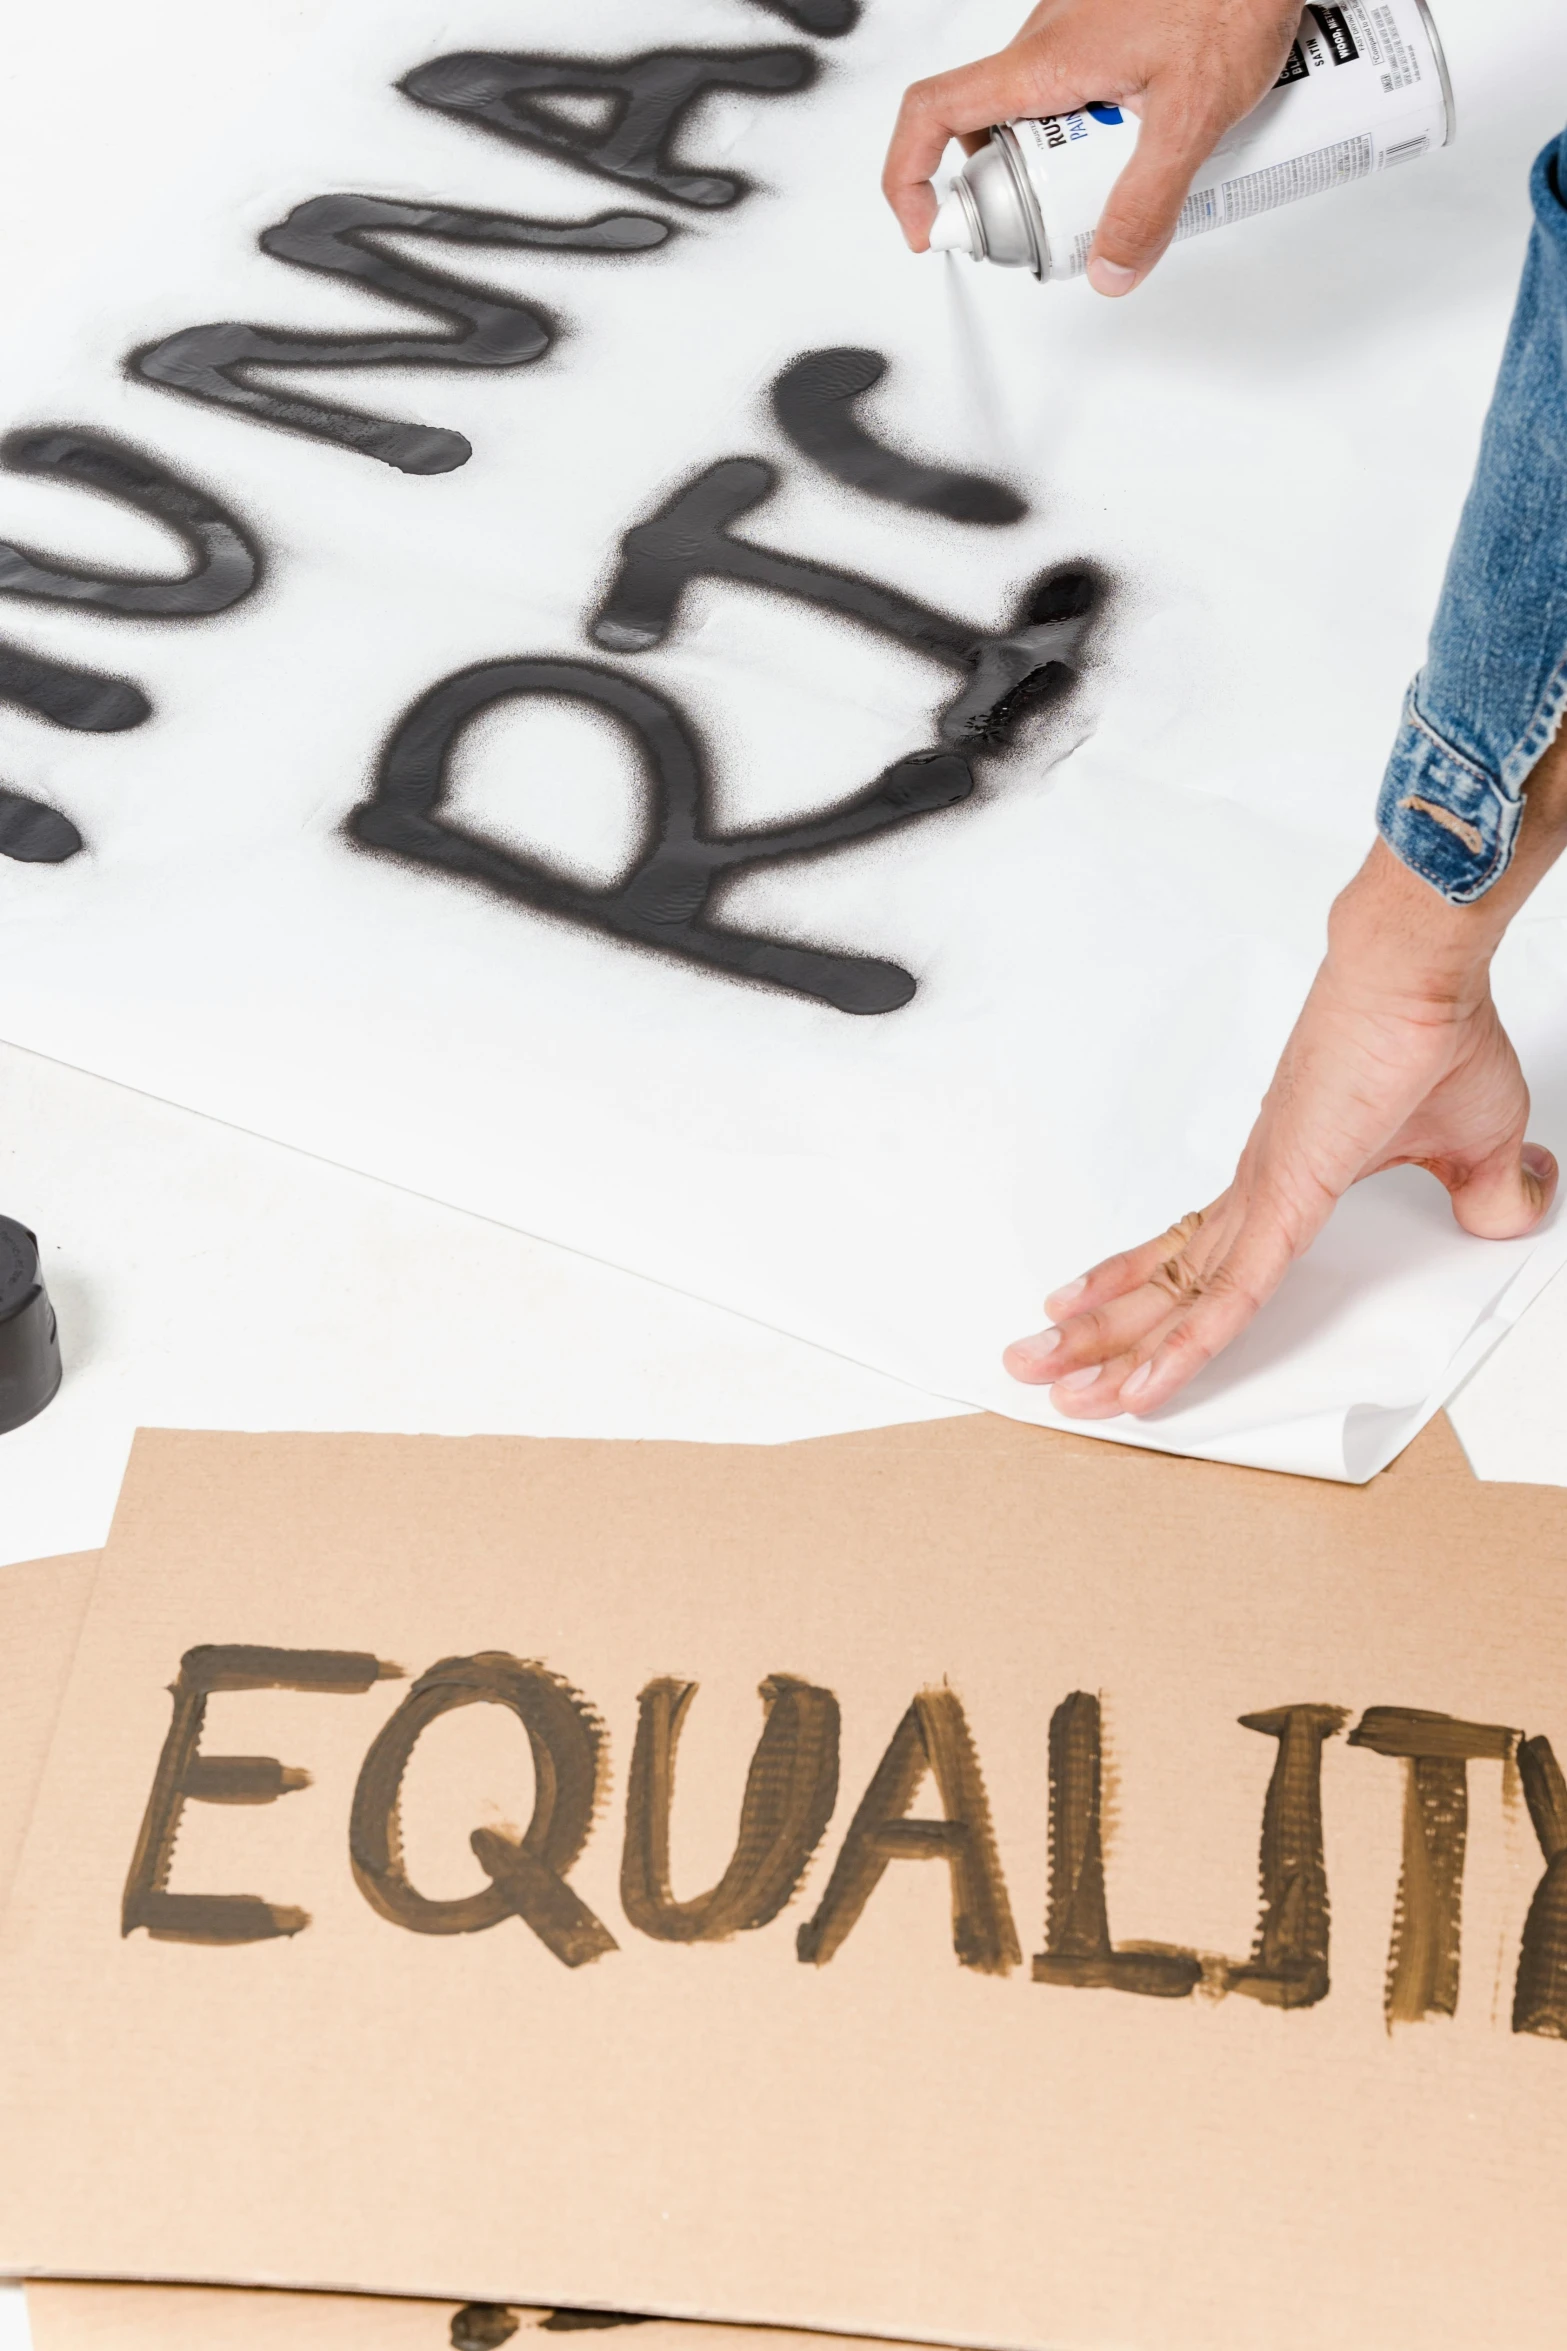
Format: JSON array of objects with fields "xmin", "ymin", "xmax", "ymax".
[{"xmin": 929, "ymin": 177, "xmax": 984, "ymax": 257}]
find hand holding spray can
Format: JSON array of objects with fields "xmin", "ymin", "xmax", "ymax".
[{"xmin": 930, "ymin": 0, "xmax": 1454, "ymax": 279}]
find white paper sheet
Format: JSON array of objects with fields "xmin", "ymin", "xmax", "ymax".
[{"xmin": 0, "ymin": 0, "xmax": 1563, "ymax": 1479}]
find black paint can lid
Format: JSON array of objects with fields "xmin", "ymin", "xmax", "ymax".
[{"xmin": 0, "ymin": 1216, "xmax": 62, "ymax": 1435}]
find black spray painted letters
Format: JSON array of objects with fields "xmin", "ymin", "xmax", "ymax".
[
  {"xmin": 0, "ymin": 430, "xmax": 262, "ymax": 862},
  {"xmin": 359, "ymin": 346, "xmax": 1100, "ymax": 1011},
  {"xmin": 350, "ymin": 656, "xmax": 972, "ymax": 1015},
  {"xmin": 771, "ymin": 349, "xmax": 1027, "ymax": 526},
  {"xmin": 131, "ymin": 199, "xmax": 670, "ymax": 477},
  {"xmin": 400, "ymin": 48, "xmax": 816, "ymax": 209},
  {"xmin": 592, "ymin": 452, "xmax": 1096, "ymax": 752}
]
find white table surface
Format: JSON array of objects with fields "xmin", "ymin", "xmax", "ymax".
[{"xmin": 3, "ymin": 2, "xmax": 1567, "ymax": 2336}]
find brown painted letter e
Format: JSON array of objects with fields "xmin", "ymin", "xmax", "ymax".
[{"xmin": 122, "ymin": 1645, "xmax": 401, "ymax": 1944}]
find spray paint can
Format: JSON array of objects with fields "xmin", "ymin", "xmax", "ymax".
[{"xmin": 930, "ymin": 0, "xmax": 1454, "ymax": 280}]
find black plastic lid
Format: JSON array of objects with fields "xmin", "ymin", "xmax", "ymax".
[{"xmin": 0, "ymin": 1216, "xmax": 62, "ymax": 1434}]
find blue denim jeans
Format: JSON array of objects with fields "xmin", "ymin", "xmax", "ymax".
[{"xmin": 1377, "ymin": 126, "xmax": 1567, "ymax": 902}]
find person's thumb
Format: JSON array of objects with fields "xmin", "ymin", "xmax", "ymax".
[
  {"xmin": 1446, "ymin": 1138, "xmax": 1558, "ymax": 1240},
  {"xmin": 1086, "ymin": 110, "xmax": 1219, "ymax": 297}
]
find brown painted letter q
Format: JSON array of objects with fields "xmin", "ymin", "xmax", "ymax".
[{"xmin": 349, "ymin": 1652, "xmax": 618, "ymax": 1967}]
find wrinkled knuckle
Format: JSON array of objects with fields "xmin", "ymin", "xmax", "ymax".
[
  {"xmin": 1202, "ymin": 1261, "xmax": 1264, "ymax": 1317},
  {"xmin": 1147, "ymin": 1244, "xmax": 1206, "ymax": 1308},
  {"xmin": 1163, "ymin": 1320, "xmax": 1217, "ymax": 1372}
]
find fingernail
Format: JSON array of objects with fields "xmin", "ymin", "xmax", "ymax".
[
  {"xmin": 1045, "ymin": 1275, "xmax": 1087, "ymax": 1311},
  {"xmin": 1523, "ymin": 1143, "xmax": 1557, "ymax": 1182},
  {"xmin": 1087, "ymin": 257, "xmax": 1137, "ymax": 297},
  {"xmin": 1121, "ymin": 1360, "xmax": 1155, "ymax": 1400},
  {"xmin": 1006, "ymin": 1326, "xmax": 1063, "ymax": 1368},
  {"xmin": 1057, "ymin": 1363, "xmax": 1102, "ymax": 1392}
]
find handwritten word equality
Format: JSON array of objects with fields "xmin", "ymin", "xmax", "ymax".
[{"xmin": 122, "ymin": 1646, "xmax": 1567, "ymax": 2043}]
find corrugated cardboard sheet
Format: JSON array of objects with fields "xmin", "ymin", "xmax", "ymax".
[{"xmin": 2, "ymin": 1417, "xmax": 1564, "ymax": 2348}]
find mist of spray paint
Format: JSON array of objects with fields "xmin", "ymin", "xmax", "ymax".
[{"xmin": 937, "ymin": 245, "xmax": 1025, "ymax": 487}]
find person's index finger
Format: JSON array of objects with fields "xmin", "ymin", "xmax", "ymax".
[{"xmin": 883, "ymin": 52, "xmax": 1053, "ymax": 205}]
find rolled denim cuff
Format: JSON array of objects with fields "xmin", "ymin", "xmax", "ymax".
[{"xmin": 1375, "ymin": 683, "xmax": 1524, "ymax": 905}]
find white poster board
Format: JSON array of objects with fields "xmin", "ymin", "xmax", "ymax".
[{"xmin": 0, "ymin": 0, "xmax": 1564, "ymax": 1475}]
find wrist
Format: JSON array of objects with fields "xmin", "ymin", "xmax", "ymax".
[{"xmin": 1325, "ymin": 838, "xmax": 1499, "ymax": 1012}]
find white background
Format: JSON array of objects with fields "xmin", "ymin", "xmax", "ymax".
[
  {"xmin": 0, "ymin": 0, "xmax": 1563, "ymax": 1478},
  {"xmin": 2, "ymin": 4, "xmax": 1567, "ymax": 2338},
  {"xmin": 0, "ymin": 0, "xmax": 1563, "ymax": 1545}
]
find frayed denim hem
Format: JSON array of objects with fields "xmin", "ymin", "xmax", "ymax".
[
  {"xmin": 1376, "ymin": 669, "xmax": 1567, "ymax": 905},
  {"xmin": 1375, "ymin": 684, "xmax": 1522, "ymax": 905}
]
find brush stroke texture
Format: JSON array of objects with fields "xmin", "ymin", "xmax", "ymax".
[
  {"xmin": 350, "ymin": 1652, "xmax": 617, "ymax": 1967},
  {"xmin": 1514, "ymin": 1733, "xmax": 1567, "ymax": 2041},
  {"xmin": 1349, "ymin": 1706, "xmax": 1518, "ymax": 2025},
  {"xmin": 450, "ymin": 2313, "xmax": 521, "ymax": 2351},
  {"xmin": 1031, "ymin": 1690, "xmax": 1202, "ymax": 1996},
  {"xmin": 622, "ymin": 1674, "xmax": 839, "ymax": 1940},
  {"xmin": 1224, "ymin": 1703, "xmax": 1348, "ymax": 2009},
  {"xmin": 797, "ymin": 1687, "xmax": 1020, "ymax": 1972},
  {"xmin": 122, "ymin": 1645, "xmax": 400, "ymax": 1945}
]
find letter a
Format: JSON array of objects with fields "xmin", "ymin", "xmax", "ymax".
[{"xmin": 797, "ymin": 1687, "xmax": 1019, "ymax": 1973}]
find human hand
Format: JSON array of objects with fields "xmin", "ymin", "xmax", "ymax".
[
  {"xmin": 1004, "ymin": 838, "xmax": 1561, "ymax": 1418},
  {"xmin": 883, "ymin": 0, "xmax": 1303, "ymax": 294}
]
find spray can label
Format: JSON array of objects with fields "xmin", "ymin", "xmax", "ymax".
[{"xmin": 1005, "ymin": 0, "xmax": 1452, "ymax": 279}]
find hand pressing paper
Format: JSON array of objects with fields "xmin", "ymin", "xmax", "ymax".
[
  {"xmin": 2, "ymin": 1417, "xmax": 1566, "ymax": 2350},
  {"xmin": 0, "ymin": 0, "xmax": 1564, "ymax": 1477}
]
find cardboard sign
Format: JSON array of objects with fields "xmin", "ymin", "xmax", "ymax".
[
  {"xmin": 3, "ymin": 1417, "xmax": 1566, "ymax": 2348},
  {"xmin": 0, "ymin": 1553, "xmax": 97, "ymax": 1910},
  {"xmin": 26, "ymin": 2285, "xmax": 929, "ymax": 2351},
  {"xmin": 26, "ymin": 2286, "xmax": 505, "ymax": 2351}
]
